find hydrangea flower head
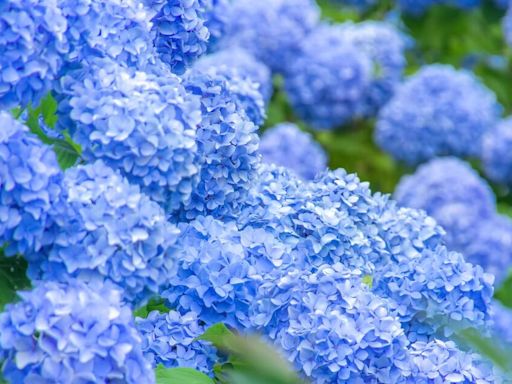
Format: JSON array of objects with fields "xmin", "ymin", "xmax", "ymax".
[
  {"xmin": 0, "ymin": 111, "xmax": 64, "ymax": 256},
  {"xmin": 482, "ymin": 117, "xmax": 512, "ymax": 185},
  {"xmin": 31, "ymin": 160, "xmax": 180, "ymax": 305},
  {"xmin": 376, "ymin": 65, "xmax": 501, "ymax": 164},
  {"xmin": 194, "ymin": 47, "xmax": 273, "ymax": 103},
  {"xmin": 0, "ymin": 0, "xmax": 67, "ymax": 108},
  {"xmin": 148, "ymin": 0, "xmax": 210, "ymax": 74},
  {"xmin": 59, "ymin": 0, "xmax": 154, "ymax": 69},
  {"xmin": 259, "ymin": 123, "xmax": 327, "ymax": 180},
  {"xmin": 136, "ymin": 310, "xmax": 218, "ymax": 373},
  {"xmin": 491, "ymin": 301, "xmax": 512, "ymax": 346},
  {"xmin": 58, "ymin": 58, "xmax": 201, "ymax": 212},
  {"xmin": 0, "ymin": 280, "xmax": 154, "ymax": 384},
  {"xmin": 339, "ymin": 21, "xmax": 407, "ymax": 116},
  {"xmin": 204, "ymin": 0, "xmax": 230, "ymax": 51},
  {"xmin": 252, "ymin": 265, "xmax": 410, "ymax": 383},
  {"xmin": 406, "ymin": 339, "xmax": 501, "ymax": 383},
  {"xmin": 221, "ymin": 0, "xmax": 320, "ymax": 73},
  {"xmin": 177, "ymin": 69, "xmax": 261, "ymax": 220},
  {"xmin": 284, "ymin": 24, "xmax": 372, "ymax": 130},
  {"xmin": 464, "ymin": 215, "xmax": 512, "ymax": 285},
  {"xmin": 394, "ymin": 157, "xmax": 496, "ymax": 250}
]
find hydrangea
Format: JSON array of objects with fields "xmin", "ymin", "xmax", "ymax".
[
  {"xmin": 375, "ymin": 65, "xmax": 501, "ymax": 165},
  {"xmin": 177, "ymin": 69, "xmax": 261, "ymax": 220},
  {"xmin": 0, "ymin": 111, "xmax": 64, "ymax": 256},
  {"xmin": 259, "ymin": 123, "xmax": 327, "ymax": 180},
  {"xmin": 406, "ymin": 339, "xmax": 501, "ymax": 383},
  {"xmin": 204, "ymin": 0, "xmax": 230, "ymax": 51},
  {"xmin": 0, "ymin": 0, "xmax": 67, "ymax": 108},
  {"xmin": 482, "ymin": 118, "xmax": 512, "ymax": 185},
  {"xmin": 194, "ymin": 48, "xmax": 273, "ymax": 103},
  {"xmin": 464, "ymin": 215, "xmax": 512, "ymax": 285},
  {"xmin": 0, "ymin": 280, "xmax": 154, "ymax": 384},
  {"xmin": 284, "ymin": 24, "xmax": 372, "ymax": 130},
  {"xmin": 161, "ymin": 216, "xmax": 266, "ymax": 329},
  {"xmin": 59, "ymin": 0, "xmax": 155, "ymax": 70},
  {"xmin": 374, "ymin": 204, "xmax": 494, "ymax": 340},
  {"xmin": 394, "ymin": 157, "xmax": 496, "ymax": 251},
  {"xmin": 136, "ymin": 310, "xmax": 217, "ymax": 374},
  {"xmin": 29, "ymin": 161, "xmax": 180, "ymax": 306},
  {"xmin": 148, "ymin": 0, "xmax": 210, "ymax": 74},
  {"xmin": 491, "ymin": 301, "xmax": 512, "ymax": 346},
  {"xmin": 339, "ymin": 21, "xmax": 407, "ymax": 116},
  {"xmin": 220, "ymin": 0, "xmax": 320, "ymax": 73},
  {"xmin": 58, "ymin": 58, "xmax": 201, "ymax": 212},
  {"xmin": 506, "ymin": 6, "xmax": 512, "ymax": 48},
  {"xmin": 252, "ymin": 264, "xmax": 411, "ymax": 383}
]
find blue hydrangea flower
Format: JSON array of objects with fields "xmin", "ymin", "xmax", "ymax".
[
  {"xmin": 406, "ymin": 339, "xmax": 501, "ymax": 383},
  {"xmin": 339, "ymin": 21, "xmax": 407, "ymax": 116},
  {"xmin": 376, "ymin": 65, "xmax": 501, "ymax": 165},
  {"xmin": 30, "ymin": 160, "xmax": 180, "ymax": 306},
  {"xmin": 0, "ymin": 0, "xmax": 68, "ymax": 108},
  {"xmin": 482, "ymin": 118, "xmax": 512, "ymax": 185},
  {"xmin": 220, "ymin": 0, "xmax": 320, "ymax": 73},
  {"xmin": 491, "ymin": 301, "xmax": 512, "ymax": 346},
  {"xmin": 161, "ymin": 216, "xmax": 266, "ymax": 329},
  {"xmin": 284, "ymin": 24, "xmax": 372, "ymax": 130},
  {"xmin": 495, "ymin": 0, "xmax": 510, "ymax": 8},
  {"xmin": 374, "ymin": 204, "xmax": 494, "ymax": 340},
  {"xmin": 394, "ymin": 157, "xmax": 496, "ymax": 251},
  {"xmin": 0, "ymin": 280, "xmax": 154, "ymax": 384},
  {"xmin": 259, "ymin": 123, "xmax": 327, "ymax": 180},
  {"xmin": 58, "ymin": 0, "xmax": 155, "ymax": 70},
  {"xmin": 0, "ymin": 111, "xmax": 64, "ymax": 256},
  {"xmin": 506, "ymin": 6, "xmax": 512, "ymax": 48},
  {"xmin": 136, "ymin": 310, "xmax": 218, "ymax": 374},
  {"xmin": 147, "ymin": 0, "xmax": 210, "ymax": 74},
  {"xmin": 204, "ymin": 0, "xmax": 230, "ymax": 51},
  {"xmin": 251, "ymin": 264, "xmax": 411, "ymax": 383},
  {"xmin": 464, "ymin": 215, "xmax": 512, "ymax": 285},
  {"xmin": 194, "ymin": 47, "xmax": 273, "ymax": 103},
  {"xmin": 177, "ymin": 69, "xmax": 261, "ymax": 220},
  {"xmin": 57, "ymin": 58, "xmax": 201, "ymax": 212}
]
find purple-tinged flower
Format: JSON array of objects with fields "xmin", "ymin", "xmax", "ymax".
[{"xmin": 482, "ymin": 117, "xmax": 512, "ymax": 186}]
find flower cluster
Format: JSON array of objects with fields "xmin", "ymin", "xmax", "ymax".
[
  {"xmin": 339, "ymin": 21, "xmax": 407, "ymax": 116},
  {"xmin": 177, "ymin": 69, "xmax": 261, "ymax": 220},
  {"xmin": 406, "ymin": 339, "xmax": 501, "ymax": 383},
  {"xmin": 0, "ymin": 0, "xmax": 67, "ymax": 108},
  {"xmin": 220, "ymin": 0, "xmax": 321, "ymax": 73},
  {"xmin": 30, "ymin": 161, "xmax": 179, "ymax": 306},
  {"xmin": 491, "ymin": 301, "xmax": 512, "ymax": 346},
  {"xmin": 136, "ymin": 310, "xmax": 217, "ymax": 373},
  {"xmin": 253, "ymin": 265, "xmax": 411, "ymax": 383},
  {"xmin": 0, "ymin": 280, "xmax": 153, "ymax": 383},
  {"xmin": 58, "ymin": 58, "xmax": 201, "ymax": 212},
  {"xmin": 59, "ymin": 0, "xmax": 154, "ymax": 70},
  {"xmin": 204, "ymin": 0, "xmax": 230, "ymax": 51},
  {"xmin": 194, "ymin": 48, "xmax": 273, "ymax": 103},
  {"xmin": 395, "ymin": 157, "xmax": 512, "ymax": 284},
  {"xmin": 147, "ymin": 0, "xmax": 210, "ymax": 74},
  {"xmin": 482, "ymin": 118, "xmax": 512, "ymax": 186},
  {"xmin": 284, "ymin": 24, "xmax": 372, "ymax": 130},
  {"xmin": 506, "ymin": 5, "xmax": 512, "ymax": 47},
  {"xmin": 0, "ymin": 112, "xmax": 64, "ymax": 256},
  {"xmin": 376, "ymin": 65, "xmax": 501, "ymax": 165},
  {"xmin": 259, "ymin": 123, "xmax": 327, "ymax": 180}
]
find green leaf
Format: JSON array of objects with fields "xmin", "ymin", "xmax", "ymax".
[
  {"xmin": 197, "ymin": 323, "xmax": 235, "ymax": 348},
  {"xmin": 40, "ymin": 93, "xmax": 58, "ymax": 128},
  {"xmin": 53, "ymin": 138, "xmax": 80, "ymax": 170},
  {"xmin": 134, "ymin": 297, "xmax": 171, "ymax": 318},
  {"xmin": 0, "ymin": 251, "xmax": 30, "ymax": 311},
  {"xmin": 155, "ymin": 366, "xmax": 213, "ymax": 384}
]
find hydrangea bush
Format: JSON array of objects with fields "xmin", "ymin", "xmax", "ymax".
[{"xmin": 1, "ymin": 0, "xmax": 512, "ymax": 382}]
